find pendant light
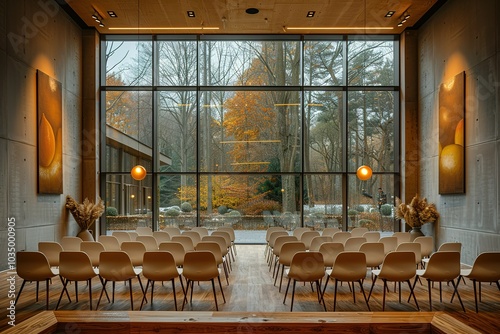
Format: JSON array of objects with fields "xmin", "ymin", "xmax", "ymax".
[{"xmin": 356, "ymin": 165, "xmax": 372, "ymax": 181}]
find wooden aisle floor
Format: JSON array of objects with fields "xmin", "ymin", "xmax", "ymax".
[{"xmin": 1, "ymin": 245, "xmax": 499, "ymax": 333}]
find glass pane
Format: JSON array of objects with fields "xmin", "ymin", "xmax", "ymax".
[
  {"xmin": 347, "ymin": 40, "xmax": 395, "ymax": 86},
  {"xmin": 199, "ymin": 91, "xmax": 301, "ymax": 173},
  {"xmin": 199, "ymin": 40, "xmax": 301, "ymax": 86},
  {"xmin": 157, "ymin": 41, "xmax": 197, "ymax": 86},
  {"xmin": 105, "ymin": 91, "xmax": 153, "ymax": 172},
  {"xmin": 347, "ymin": 91, "xmax": 395, "ymax": 172},
  {"xmin": 104, "ymin": 174, "xmax": 153, "ymax": 232},
  {"xmin": 347, "ymin": 174, "xmax": 395, "ymax": 232},
  {"xmin": 105, "ymin": 41, "xmax": 152, "ymax": 86},
  {"xmin": 304, "ymin": 91, "xmax": 344, "ymax": 172},
  {"xmin": 303, "ymin": 174, "xmax": 343, "ymax": 230},
  {"xmin": 157, "ymin": 91, "xmax": 197, "ymax": 172},
  {"xmin": 304, "ymin": 40, "xmax": 344, "ymax": 86},
  {"xmin": 158, "ymin": 174, "xmax": 197, "ymax": 230}
]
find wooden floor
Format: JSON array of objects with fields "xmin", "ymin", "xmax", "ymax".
[{"xmin": 1, "ymin": 245, "xmax": 499, "ymax": 333}]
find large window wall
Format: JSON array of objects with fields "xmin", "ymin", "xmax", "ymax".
[{"xmin": 100, "ymin": 35, "xmax": 399, "ymax": 236}]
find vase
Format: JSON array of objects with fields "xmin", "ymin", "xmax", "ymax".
[
  {"xmin": 77, "ymin": 229, "xmax": 94, "ymax": 241},
  {"xmin": 409, "ymin": 226, "xmax": 424, "ymax": 241}
]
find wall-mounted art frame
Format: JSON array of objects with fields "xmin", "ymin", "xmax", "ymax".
[
  {"xmin": 438, "ymin": 71, "xmax": 465, "ymax": 194},
  {"xmin": 37, "ymin": 70, "xmax": 63, "ymax": 194}
]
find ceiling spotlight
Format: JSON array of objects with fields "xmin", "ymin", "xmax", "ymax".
[
  {"xmin": 91, "ymin": 14, "xmax": 98, "ymax": 20},
  {"xmin": 107, "ymin": 11, "xmax": 117, "ymax": 18},
  {"xmin": 385, "ymin": 11, "xmax": 395, "ymax": 17},
  {"xmin": 245, "ymin": 8, "xmax": 259, "ymax": 15},
  {"xmin": 307, "ymin": 11, "xmax": 315, "ymax": 18},
  {"xmin": 397, "ymin": 22, "xmax": 403, "ymax": 27},
  {"xmin": 187, "ymin": 11, "xmax": 195, "ymax": 17},
  {"xmin": 99, "ymin": 22, "xmax": 105, "ymax": 27},
  {"xmin": 404, "ymin": 14, "xmax": 411, "ymax": 20}
]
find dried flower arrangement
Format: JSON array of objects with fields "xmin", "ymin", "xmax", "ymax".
[
  {"xmin": 65, "ymin": 195, "xmax": 104, "ymax": 230},
  {"xmin": 395, "ymin": 194, "xmax": 439, "ymax": 228}
]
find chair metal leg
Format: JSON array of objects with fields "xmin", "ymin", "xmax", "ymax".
[
  {"xmin": 407, "ymin": 279, "xmax": 419, "ymax": 310},
  {"xmin": 367, "ymin": 276, "xmax": 377, "ymax": 301},
  {"xmin": 128, "ymin": 278, "xmax": 134, "ymax": 310},
  {"xmin": 211, "ymin": 278, "xmax": 219, "ymax": 311},
  {"xmin": 427, "ymin": 279, "xmax": 433, "ymax": 311},
  {"xmin": 449, "ymin": 279, "xmax": 465, "ymax": 312},
  {"xmin": 88, "ymin": 279, "xmax": 93, "ymax": 311},
  {"xmin": 172, "ymin": 278, "xmax": 178, "ymax": 311},
  {"xmin": 45, "ymin": 279, "xmax": 50, "ymax": 310},
  {"xmin": 358, "ymin": 280, "xmax": 371, "ymax": 311},
  {"xmin": 333, "ymin": 279, "xmax": 338, "ymax": 311},
  {"xmin": 140, "ymin": 280, "xmax": 151, "ymax": 310},
  {"xmin": 382, "ymin": 279, "xmax": 388, "ymax": 311},
  {"xmin": 15, "ymin": 280, "xmax": 27, "ymax": 306},
  {"xmin": 317, "ymin": 280, "xmax": 326, "ymax": 311},
  {"xmin": 56, "ymin": 278, "xmax": 70, "ymax": 310},
  {"xmin": 181, "ymin": 279, "xmax": 190, "ymax": 311},
  {"xmin": 96, "ymin": 279, "xmax": 108, "ymax": 309},
  {"xmin": 283, "ymin": 278, "xmax": 291, "ymax": 304},
  {"xmin": 290, "ymin": 280, "xmax": 296, "ymax": 312},
  {"xmin": 217, "ymin": 276, "xmax": 226, "ymax": 303}
]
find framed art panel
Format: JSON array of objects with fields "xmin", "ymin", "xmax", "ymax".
[
  {"xmin": 438, "ymin": 71, "xmax": 465, "ymax": 194},
  {"xmin": 37, "ymin": 70, "xmax": 63, "ymax": 194}
]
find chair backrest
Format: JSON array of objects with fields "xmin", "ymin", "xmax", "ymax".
[
  {"xmin": 422, "ymin": 251, "xmax": 461, "ymax": 281},
  {"xmin": 278, "ymin": 241, "xmax": 307, "ymax": 265},
  {"xmin": 300, "ymin": 231, "xmax": 321, "ymax": 250},
  {"xmin": 162, "ymin": 227, "xmax": 181, "ymax": 237},
  {"xmin": 195, "ymin": 241, "xmax": 224, "ymax": 265},
  {"xmin": 351, "ymin": 227, "xmax": 369, "ymax": 237},
  {"xmin": 217, "ymin": 227, "xmax": 235, "ymax": 242},
  {"xmin": 158, "ymin": 242, "xmax": 186, "ymax": 266},
  {"xmin": 201, "ymin": 236, "xmax": 228, "ymax": 256},
  {"xmin": 273, "ymin": 236, "xmax": 298, "ymax": 256},
  {"xmin": 59, "ymin": 251, "xmax": 96, "ymax": 281},
  {"xmin": 136, "ymin": 226, "xmax": 153, "ymax": 236},
  {"xmin": 292, "ymin": 227, "xmax": 311, "ymax": 239},
  {"xmin": 467, "ymin": 252, "xmax": 500, "ymax": 282},
  {"xmin": 378, "ymin": 251, "xmax": 416, "ymax": 281},
  {"xmin": 268, "ymin": 231, "xmax": 289, "ymax": 247},
  {"xmin": 396, "ymin": 242, "xmax": 422, "ymax": 264},
  {"xmin": 378, "ymin": 236, "xmax": 398, "ymax": 254},
  {"xmin": 153, "ymin": 231, "xmax": 171, "ymax": 243},
  {"xmin": 60, "ymin": 236, "xmax": 82, "ymax": 251},
  {"xmin": 120, "ymin": 241, "xmax": 147, "ymax": 267},
  {"xmin": 171, "ymin": 235, "xmax": 195, "ymax": 252},
  {"xmin": 318, "ymin": 242, "xmax": 344, "ymax": 267},
  {"xmin": 127, "ymin": 231, "xmax": 138, "ymax": 241},
  {"xmin": 98, "ymin": 235, "xmax": 121, "ymax": 251},
  {"xmin": 182, "ymin": 231, "xmax": 202, "ymax": 247},
  {"xmin": 192, "ymin": 227, "xmax": 209, "ymax": 237},
  {"xmin": 211, "ymin": 231, "xmax": 232, "ymax": 249},
  {"xmin": 438, "ymin": 242, "xmax": 461, "ymax": 252},
  {"xmin": 358, "ymin": 242, "xmax": 385, "ymax": 268},
  {"xmin": 183, "ymin": 251, "xmax": 219, "ymax": 281},
  {"xmin": 413, "ymin": 236, "xmax": 433, "ymax": 258},
  {"xmin": 99, "ymin": 251, "xmax": 137, "ymax": 281},
  {"xmin": 331, "ymin": 232, "xmax": 351, "ymax": 244},
  {"xmin": 344, "ymin": 237, "xmax": 367, "ymax": 251},
  {"xmin": 322, "ymin": 227, "xmax": 341, "ymax": 237},
  {"xmin": 16, "ymin": 251, "xmax": 56, "ymax": 280},
  {"xmin": 288, "ymin": 251, "xmax": 325, "ymax": 282},
  {"xmin": 392, "ymin": 232, "xmax": 411, "ymax": 245},
  {"xmin": 136, "ymin": 235, "xmax": 158, "ymax": 251},
  {"xmin": 142, "ymin": 251, "xmax": 178, "ymax": 281},
  {"xmin": 330, "ymin": 251, "xmax": 367, "ymax": 281},
  {"xmin": 38, "ymin": 241, "xmax": 63, "ymax": 267},
  {"xmin": 309, "ymin": 236, "xmax": 333, "ymax": 252},
  {"xmin": 363, "ymin": 231, "xmax": 381, "ymax": 243},
  {"xmin": 112, "ymin": 231, "xmax": 131, "ymax": 244},
  {"xmin": 80, "ymin": 241, "xmax": 105, "ymax": 267},
  {"xmin": 266, "ymin": 227, "xmax": 285, "ymax": 242}
]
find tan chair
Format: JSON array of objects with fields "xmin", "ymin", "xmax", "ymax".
[
  {"xmin": 274, "ymin": 241, "xmax": 306, "ymax": 292},
  {"xmin": 96, "ymin": 251, "xmax": 144, "ymax": 310},
  {"xmin": 80, "ymin": 241, "xmax": 105, "ymax": 267},
  {"xmin": 202, "ymin": 235, "xmax": 230, "ymax": 272},
  {"xmin": 344, "ymin": 237, "xmax": 367, "ymax": 251},
  {"xmin": 98, "ymin": 235, "xmax": 121, "ymax": 251},
  {"xmin": 171, "ymin": 235, "xmax": 195, "ymax": 252},
  {"xmin": 331, "ymin": 231, "xmax": 351, "ymax": 244},
  {"xmin": 392, "ymin": 232, "xmax": 411, "ymax": 245},
  {"xmin": 153, "ymin": 231, "xmax": 171, "ymax": 243},
  {"xmin": 218, "ymin": 227, "xmax": 237, "ymax": 255},
  {"xmin": 163, "ymin": 226, "xmax": 182, "ymax": 237},
  {"xmin": 300, "ymin": 230, "xmax": 321, "ymax": 250},
  {"xmin": 318, "ymin": 242, "xmax": 344, "ymax": 268},
  {"xmin": 212, "ymin": 230, "xmax": 235, "ymax": 262},
  {"xmin": 158, "ymin": 242, "xmax": 186, "ymax": 267},
  {"xmin": 267, "ymin": 230, "xmax": 289, "ymax": 265},
  {"xmin": 322, "ymin": 227, "xmax": 341, "ymax": 237},
  {"xmin": 121, "ymin": 241, "xmax": 147, "ymax": 267},
  {"xmin": 192, "ymin": 226, "xmax": 209, "ymax": 237},
  {"xmin": 140, "ymin": 251, "xmax": 182, "ymax": 310},
  {"xmin": 60, "ymin": 236, "xmax": 82, "ymax": 251},
  {"xmin": 136, "ymin": 226, "xmax": 153, "ymax": 236},
  {"xmin": 323, "ymin": 251, "xmax": 371, "ymax": 311},
  {"xmin": 396, "ymin": 242, "xmax": 422, "ymax": 268},
  {"xmin": 452, "ymin": 252, "xmax": 500, "ymax": 312},
  {"xmin": 359, "ymin": 242, "xmax": 385, "ymax": 276},
  {"xmin": 181, "ymin": 251, "xmax": 226, "ymax": 311},
  {"xmin": 136, "ymin": 235, "xmax": 158, "ymax": 251},
  {"xmin": 422, "ymin": 242, "xmax": 461, "ymax": 267},
  {"xmin": 378, "ymin": 236, "xmax": 398, "ymax": 254},
  {"xmin": 128, "ymin": 231, "xmax": 139, "ymax": 241},
  {"xmin": 182, "ymin": 231, "xmax": 202, "ymax": 247},
  {"xmin": 196, "ymin": 241, "xmax": 229, "ymax": 285},
  {"xmin": 15, "ymin": 251, "xmax": 59, "ymax": 310},
  {"xmin": 265, "ymin": 227, "xmax": 286, "ymax": 258},
  {"xmin": 309, "ymin": 236, "xmax": 333, "ymax": 252},
  {"xmin": 413, "ymin": 251, "xmax": 464, "ymax": 312},
  {"xmin": 56, "ymin": 251, "xmax": 100, "ymax": 310},
  {"xmin": 351, "ymin": 227, "xmax": 369, "ymax": 237},
  {"xmin": 292, "ymin": 227, "xmax": 311, "ymax": 239},
  {"xmin": 363, "ymin": 231, "xmax": 381, "ymax": 243},
  {"xmin": 38, "ymin": 241, "xmax": 63, "ymax": 267},
  {"xmin": 368, "ymin": 251, "xmax": 419, "ymax": 311},
  {"xmin": 413, "ymin": 236, "xmax": 433, "ymax": 261},
  {"xmin": 112, "ymin": 231, "xmax": 131, "ymax": 245},
  {"xmin": 283, "ymin": 251, "xmax": 326, "ymax": 311},
  {"xmin": 271, "ymin": 235, "xmax": 298, "ymax": 277}
]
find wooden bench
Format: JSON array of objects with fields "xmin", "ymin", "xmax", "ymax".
[{"xmin": 2, "ymin": 311, "xmax": 480, "ymax": 334}]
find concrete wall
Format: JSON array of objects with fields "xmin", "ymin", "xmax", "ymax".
[
  {"xmin": 418, "ymin": 0, "xmax": 500, "ymax": 264},
  {"xmin": 0, "ymin": 0, "xmax": 83, "ymax": 270}
]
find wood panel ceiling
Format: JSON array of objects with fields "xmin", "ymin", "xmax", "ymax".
[{"xmin": 64, "ymin": 0, "xmax": 440, "ymax": 35}]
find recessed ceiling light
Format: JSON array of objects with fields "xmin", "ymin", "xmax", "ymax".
[
  {"xmin": 107, "ymin": 11, "xmax": 117, "ymax": 18},
  {"xmin": 385, "ymin": 11, "xmax": 395, "ymax": 17},
  {"xmin": 91, "ymin": 14, "xmax": 98, "ymax": 20},
  {"xmin": 245, "ymin": 8, "xmax": 259, "ymax": 15},
  {"xmin": 307, "ymin": 11, "xmax": 315, "ymax": 18},
  {"xmin": 187, "ymin": 11, "xmax": 195, "ymax": 18}
]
